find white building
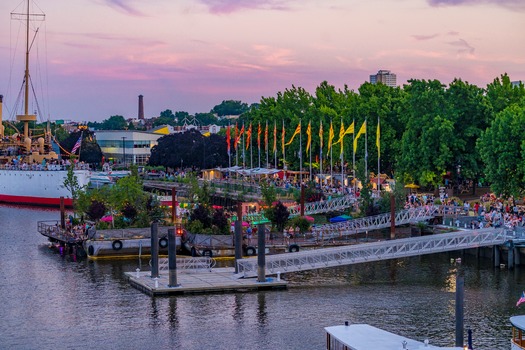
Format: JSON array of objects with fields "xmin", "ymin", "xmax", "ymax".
[
  {"xmin": 370, "ymin": 70, "xmax": 397, "ymax": 87},
  {"xmin": 95, "ymin": 130, "xmax": 162, "ymax": 165}
]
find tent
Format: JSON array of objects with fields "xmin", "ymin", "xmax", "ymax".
[{"xmin": 329, "ymin": 214, "xmax": 352, "ymax": 223}]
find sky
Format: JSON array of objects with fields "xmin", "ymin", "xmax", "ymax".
[{"xmin": 0, "ymin": 0, "xmax": 524, "ymax": 122}]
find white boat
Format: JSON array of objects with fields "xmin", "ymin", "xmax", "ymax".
[
  {"xmin": 0, "ymin": 2, "xmax": 90, "ymax": 207},
  {"xmin": 325, "ymin": 323, "xmax": 464, "ymax": 350},
  {"xmin": 510, "ymin": 315, "xmax": 525, "ymax": 349}
]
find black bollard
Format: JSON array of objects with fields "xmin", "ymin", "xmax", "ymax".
[
  {"xmin": 257, "ymin": 223, "xmax": 266, "ymax": 282},
  {"xmin": 168, "ymin": 228, "xmax": 178, "ymax": 287},
  {"xmin": 150, "ymin": 222, "xmax": 159, "ymax": 278},
  {"xmin": 467, "ymin": 329, "xmax": 473, "ymax": 349}
]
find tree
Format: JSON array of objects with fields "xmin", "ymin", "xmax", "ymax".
[
  {"xmin": 98, "ymin": 115, "xmax": 128, "ymax": 130},
  {"xmin": 266, "ymin": 201, "xmax": 289, "ymax": 233},
  {"xmin": 153, "ymin": 110, "xmax": 176, "ymax": 127},
  {"xmin": 148, "ymin": 129, "xmax": 229, "ymax": 169},
  {"xmin": 478, "ymin": 104, "xmax": 525, "ymax": 198},
  {"xmin": 212, "ymin": 100, "xmax": 249, "ymax": 116},
  {"xmin": 63, "ymin": 162, "xmax": 83, "ymax": 200}
]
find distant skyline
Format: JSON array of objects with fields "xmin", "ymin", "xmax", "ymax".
[{"xmin": 0, "ymin": 0, "xmax": 524, "ymax": 122}]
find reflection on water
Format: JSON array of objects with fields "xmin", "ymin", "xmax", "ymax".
[{"xmin": 0, "ymin": 204, "xmax": 522, "ymax": 349}]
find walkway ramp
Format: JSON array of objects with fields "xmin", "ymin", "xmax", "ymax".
[
  {"xmin": 235, "ymin": 228, "xmax": 512, "ymax": 278},
  {"xmin": 312, "ymin": 205, "xmax": 463, "ymax": 239},
  {"xmin": 243, "ymin": 195, "xmax": 356, "ymax": 223}
]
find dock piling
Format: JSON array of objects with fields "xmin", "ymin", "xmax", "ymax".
[
  {"xmin": 234, "ymin": 201, "xmax": 243, "ymax": 273},
  {"xmin": 257, "ymin": 223, "xmax": 266, "ymax": 282},
  {"xmin": 150, "ymin": 222, "xmax": 159, "ymax": 278},
  {"xmin": 168, "ymin": 228, "xmax": 178, "ymax": 287},
  {"xmin": 455, "ymin": 260, "xmax": 464, "ymax": 348}
]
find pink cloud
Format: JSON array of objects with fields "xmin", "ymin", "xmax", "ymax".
[
  {"xmin": 427, "ymin": 0, "xmax": 525, "ymax": 11},
  {"xmin": 100, "ymin": 0, "xmax": 148, "ymax": 17},
  {"xmin": 198, "ymin": 0, "xmax": 291, "ymax": 14},
  {"xmin": 412, "ymin": 34, "xmax": 440, "ymax": 41}
]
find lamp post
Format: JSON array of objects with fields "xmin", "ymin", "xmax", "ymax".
[{"xmin": 122, "ymin": 136, "xmax": 127, "ymax": 168}]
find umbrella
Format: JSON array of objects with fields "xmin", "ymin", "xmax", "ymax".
[
  {"xmin": 404, "ymin": 183, "xmax": 420, "ymax": 189},
  {"xmin": 329, "ymin": 215, "xmax": 352, "ymax": 223},
  {"xmin": 230, "ymin": 221, "xmax": 251, "ymax": 227},
  {"xmin": 304, "ymin": 215, "xmax": 315, "ymax": 223},
  {"xmin": 100, "ymin": 215, "xmax": 113, "ymax": 222}
]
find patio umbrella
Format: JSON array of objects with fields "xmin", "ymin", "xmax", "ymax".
[
  {"xmin": 304, "ymin": 216, "xmax": 315, "ymax": 223},
  {"xmin": 100, "ymin": 215, "xmax": 113, "ymax": 222},
  {"xmin": 404, "ymin": 183, "xmax": 420, "ymax": 189}
]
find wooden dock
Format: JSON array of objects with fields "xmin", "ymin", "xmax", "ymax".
[{"xmin": 125, "ymin": 267, "xmax": 287, "ymax": 296}]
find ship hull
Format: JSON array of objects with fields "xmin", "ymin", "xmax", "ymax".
[{"xmin": 0, "ymin": 169, "xmax": 91, "ymax": 207}]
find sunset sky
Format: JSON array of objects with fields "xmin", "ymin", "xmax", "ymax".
[{"xmin": 0, "ymin": 0, "xmax": 524, "ymax": 122}]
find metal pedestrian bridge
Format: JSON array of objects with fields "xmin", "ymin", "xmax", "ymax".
[
  {"xmin": 312, "ymin": 205, "xmax": 463, "ymax": 240},
  {"xmin": 235, "ymin": 228, "xmax": 512, "ymax": 278},
  {"xmin": 243, "ymin": 195, "xmax": 356, "ymax": 223}
]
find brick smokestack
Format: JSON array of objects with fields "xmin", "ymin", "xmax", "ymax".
[{"xmin": 138, "ymin": 94, "xmax": 144, "ymax": 120}]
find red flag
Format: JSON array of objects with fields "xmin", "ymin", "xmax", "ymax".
[
  {"xmin": 265, "ymin": 122, "xmax": 269, "ymax": 151},
  {"xmin": 246, "ymin": 123, "xmax": 252, "ymax": 150},
  {"xmin": 235, "ymin": 124, "xmax": 244, "ymax": 149},
  {"xmin": 226, "ymin": 125, "xmax": 231, "ymax": 155}
]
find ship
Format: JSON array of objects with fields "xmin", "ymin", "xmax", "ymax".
[{"xmin": 0, "ymin": 1, "xmax": 90, "ymax": 207}]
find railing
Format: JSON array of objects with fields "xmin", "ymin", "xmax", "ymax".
[
  {"xmin": 158, "ymin": 257, "xmax": 216, "ymax": 272},
  {"xmin": 235, "ymin": 228, "xmax": 512, "ymax": 278},
  {"xmin": 0, "ymin": 164, "xmax": 89, "ymax": 171},
  {"xmin": 37, "ymin": 220, "xmax": 85, "ymax": 243},
  {"xmin": 288, "ymin": 195, "xmax": 356, "ymax": 216},
  {"xmin": 312, "ymin": 205, "xmax": 463, "ymax": 239}
]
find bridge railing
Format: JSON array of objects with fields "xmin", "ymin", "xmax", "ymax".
[
  {"xmin": 235, "ymin": 228, "xmax": 513, "ymax": 278},
  {"xmin": 158, "ymin": 257, "xmax": 215, "ymax": 272}
]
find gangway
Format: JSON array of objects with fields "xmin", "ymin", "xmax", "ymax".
[
  {"xmin": 312, "ymin": 205, "xmax": 462, "ymax": 240},
  {"xmin": 235, "ymin": 228, "xmax": 512, "ymax": 278},
  {"xmin": 242, "ymin": 195, "xmax": 356, "ymax": 223}
]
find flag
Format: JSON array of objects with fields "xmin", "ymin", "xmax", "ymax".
[
  {"xmin": 71, "ymin": 135, "xmax": 82, "ymax": 154},
  {"xmin": 306, "ymin": 121, "xmax": 312, "ymax": 153},
  {"xmin": 257, "ymin": 123, "xmax": 262, "ymax": 150},
  {"xmin": 234, "ymin": 123, "xmax": 244, "ymax": 150},
  {"xmin": 353, "ymin": 121, "xmax": 367, "ymax": 153},
  {"xmin": 517, "ymin": 292, "xmax": 525, "ymax": 307},
  {"xmin": 285, "ymin": 122, "xmax": 301, "ymax": 146},
  {"xmin": 245, "ymin": 123, "xmax": 252, "ymax": 150},
  {"xmin": 335, "ymin": 121, "xmax": 354, "ymax": 144},
  {"xmin": 376, "ymin": 120, "xmax": 380, "ymax": 152},
  {"xmin": 328, "ymin": 121, "xmax": 334, "ymax": 152},
  {"xmin": 226, "ymin": 125, "xmax": 231, "ymax": 155},
  {"xmin": 265, "ymin": 122, "xmax": 269, "ymax": 151},
  {"xmin": 319, "ymin": 121, "xmax": 323, "ymax": 154},
  {"xmin": 273, "ymin": 121, "xmax": 277, "ymax": 153},
  {"xmin": 281, "ymin": 121, "xmax": 285, "ymax": 155}
]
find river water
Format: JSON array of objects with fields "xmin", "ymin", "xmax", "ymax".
[{"xmin": 0, "ymin": 204, "xmax": 522, "ymax": 350}]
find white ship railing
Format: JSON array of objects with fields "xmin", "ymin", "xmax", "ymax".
[{"xmin": 235, "ymin": 228, "xmax": 512, "ymax": 278}]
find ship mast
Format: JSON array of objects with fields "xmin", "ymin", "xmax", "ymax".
[{"xmin": 12, "ymin": 0, "xmax": 45, "ymax": 146}]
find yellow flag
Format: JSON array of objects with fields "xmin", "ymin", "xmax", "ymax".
[
  {"xmin": 376, "ymin": 120, "xmax": 380, "ymax": 152},
  {"xmin": 285, "ymin": 122, "xmax": 301, "ymax": 146},
  {"xmin": 306, "ymin": 121, "xmax": 312, "ymax": 153},
  {"xmin": 319, "ymin": 121, "xmax": 323, "ymax": 152},
  {"xmin": 335, "ymin": 121, "xmax": 354, "ymax": 144},
  {"xmin": 328, "ymin": 121, "xmax": 334, "ymax": 151},
  {"xmin": 338, "ymin": 121, "xmax": 345, "ymax": 156},
  {"xmin": 353, "ymin": 121, "xmax": 367, "ymax": 153}
]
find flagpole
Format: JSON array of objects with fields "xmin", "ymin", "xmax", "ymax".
[
  {"xmin": 353, "ymin": 118, "xmax": 356, "ymax": 194},
  {"xmin": 242, "ymin": 123, "xmax": 246, "ymax": 169},
  {"xmin": 282, "ymin": 120, "xmax": 286, "ymax": 179},
  {"xmin": 299, "ymin": 119, "xmax": 302, "ymax": 185},
  {"xmin": 228, "ymin": 124, "xmax": 231, "ymax": 169},
  {"xmin": 274, "ymin": 121, "xmax": 277, "ymax": 169},
  {"xmin": 330, "ymin": 119, "xmax": 333, "ymax": 187},
  {"xmin": 377, "ymin": 116, "xmax": 380, "ymax": 194},
  {"xmin": 309, "ymin": 122, "xmax": 312, "ymax": 182},
  {"xmin": 340, "ymin": 118, "xmax": 344, "ymax": 194},
  {"xmin": 319, "ymin": 121, "xmax": 323, "ymax": 184},
  {"xmin": 266, "ymin": 121, "xmax": 269, "ymax": 168},
  {"xmin": 235, "ymin": 124, "xmax": 238, "ymax": 168},
  {"xmin": 365, "ymin": 118, "xmax": 368, "ymax": 181}
]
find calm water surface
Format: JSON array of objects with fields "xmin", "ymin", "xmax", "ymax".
[{"xmin": 0, "ymin": 204, "xmax": 523, "ymax": 349}]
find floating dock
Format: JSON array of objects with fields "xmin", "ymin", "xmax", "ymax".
[{"xmin": 125, "ymin": 267, "xmax": 287, "ymax": 296}]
